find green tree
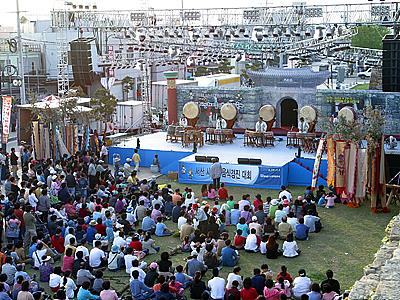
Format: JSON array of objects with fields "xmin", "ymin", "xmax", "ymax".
[
  {"xmin": 217, "ymin": 59, "xmax": 235, "ymax": 74},
  {"xmin": 90, "ymin": 88, "xmax": 117, "ymax": 136},
  {"xmin": 121, "ymin": 76, "xmax": 134, "ymax": 101},
  {"xmin": 351, "ymin": 25, "xmax": 390, "ymax": 49}
]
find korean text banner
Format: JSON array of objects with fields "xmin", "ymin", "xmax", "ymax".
[
  {"xmin": 178, "ymin": 162, "xmax": 282, "ymax": 188},
  {"xmin": 2, "ymin": 96, "xmax": 12, "ymax": 144}
]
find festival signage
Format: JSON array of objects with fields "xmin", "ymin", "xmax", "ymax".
[
  {"xmin": 2, "ymin": 96, "xmax": 12, "ymax": 144},
  {"xmin": 178, "ymin": 161, "xmax": 283, "ymax": 188}
]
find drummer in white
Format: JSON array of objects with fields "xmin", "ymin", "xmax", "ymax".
[
  {"xmin": 216, "ymin": 116, "xmax": 227, "ymax": 129},
  {"xmin": 298, "ymin": 117, "xmax": 309, "ymax": 133},
  {"xmin": 255, "ymin": 117, "xmax": 267, "ymax": 133},
  {"xmin": 179, "ymin": 114, "xmax": 188, "ymax": 127}
]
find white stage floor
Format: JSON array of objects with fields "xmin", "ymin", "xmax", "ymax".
[{"xmin": 114, "ymin": 132, "xmax": 319, "ymax": 166}]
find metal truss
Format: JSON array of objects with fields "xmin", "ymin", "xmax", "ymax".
[{"xmin": 51, "ymin": 2, "xmax": 400, "ymax": 29}]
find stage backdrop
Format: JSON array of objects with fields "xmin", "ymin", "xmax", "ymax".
[{"xmin": 178, "ymin": 161, "xmax": 288, "ymax": 189}]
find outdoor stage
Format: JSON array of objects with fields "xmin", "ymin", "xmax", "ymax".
[{"xmin": 108, "ymin": 132, "xmax": 328, "ymax": 189}]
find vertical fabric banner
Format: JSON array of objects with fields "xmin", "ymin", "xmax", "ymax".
[
  {"xmin": 326, "ymin": 137, "xmax": 335, "ymax": 187},
  {"xmin": 379, "ymin": 137, "xmax": 388, "ymax": 209},
  {"xmin": 335, "ymin": 141, "xmax": 347, "ymax": 194},
  {"xmin": 355, "ymin": 148, "xmax": 368, "ymax": 203},
  {"xmin": 2, "ymin": 96, "xmax": 12, "ymax": 144},
  {"xmin": 55, "ymin": 129, "xmax": 70, "ymax": 158},
  {"xmin": 312, "ymin": 138, "xmax": 325, "ymax": 189},
  {"xmin": 346, "ymin": 142, "xmax": 358, "ymax": 200}
]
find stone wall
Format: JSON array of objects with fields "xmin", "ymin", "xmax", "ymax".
[
  {"xmin": 177, "ymin": 86, "xmax": 317, "ymax": 129},
  {"xmin": 349, "ymin": 214, "xmax": 400, "ymax": 300}
]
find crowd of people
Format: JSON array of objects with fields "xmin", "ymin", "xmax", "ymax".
[{"xmin": 0, "ymin": 145, "xmax": 349, "ymax": 300}]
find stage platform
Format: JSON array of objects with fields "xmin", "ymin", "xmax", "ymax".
[{"xmin": 108, "ymin": 132, "xmax": 327, "ymax": 189}]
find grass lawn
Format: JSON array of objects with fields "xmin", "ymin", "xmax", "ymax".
[
  {"xmin": 31, "ymin": 179, "xmax": 397, "ymax": 296},
  {"xmin": 351, "ymin": 83, "xmax": 370, "ymax": 90}
]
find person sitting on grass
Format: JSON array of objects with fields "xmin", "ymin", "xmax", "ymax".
[
  {"xmin": 304, "ymin": 210, "xmax": 321, "ymax": 233},
  {"xmin": 221, "ymin": 239, "xmax": 239, "ymax": 267},
  {"xmin": 174, "ymin": 264, "xmax": 192, "ymax": 289},
  {"xmin": 292, "ymin": 269, "xmax": 312, "ymax": 299},
  {"xmin": 278, "ymin": 216, "xmax": 293, "ymax": 240},
  {"xmin": 233, "ymin": 229, "xmax": 246, "ymax": 250},
  {"xmin": 155, "ymin": 217, "xmax": 172, "ymax": 237},
  {"xmin": 218, "ymin": 183, "xmax": 229, "ymax": 201},
  {"xmin": 263, "ymin": 279, "xmax": 283, "ymax": 300},
  {"xmin": 266, "ymin": 235, "xmax": 282, "ymax": 259},
  {"xmin": 325, "ymin": 192, "xmax": 337, "ymax": 209},
  {"xmin": 240, "ymin": 277, "xmax": 258, "ymax": 300},
  {"xmin": 244, "ymin": 228, "xmax": 259, "ymax": 253},
  {"xmin": 320, "ymin": 270, "xmax": 340, "ymax": 295},
  {"xmin": 130, "ymin": 270, "xmax": 154, "ymax": 300},
  {"xmin": 142, "ymin": 210, "xmax": 156, "ymax": 234},
  {"xmin": 224, "ymin": 280, "xmax": 240, "ymax": 300},
  {"xmin": 317, "ymin": 192, "xmax": 326, "ymax": 207},
  {"xmin": 236, "ymin": 218, "xmax": 249, "ymax": 238},
  {"xmin": 282, "ymin": 233, "xmax": 300, "ymax": 258},
  {"xmin": 295, "ymin": 218, "xmax": 309, "ymax": 241},
  {"xmin": 230, "ymin": 204, "xmax": 241, "ymax": 226}
]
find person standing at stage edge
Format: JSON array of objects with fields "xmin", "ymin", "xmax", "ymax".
[
  {"xmin": 132, "ymin": 149, "xmax": 141, "ymax": 171},
  {"xmin": 210, "ymin": 158, "xmax": 223, "ymax": 189}
]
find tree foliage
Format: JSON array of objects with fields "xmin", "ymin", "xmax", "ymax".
[
  {"xmin": 351, "ymin": 25, "xmax": 390, "ymax": 50},
  {"xmin": 322, "ymin": 106, "xmax": 385, "ymax": 152},
  {"xmin": 217, "ymin": 59, "xmax": 235, "ymax": 74},
  {"xmin": 90, "ymin": 88, "xmax": 117, "ymax": 123}
]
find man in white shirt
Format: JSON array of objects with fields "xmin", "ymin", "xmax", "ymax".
[
  {"xmin": 226, "ymin": 267, "xmax": 243, "ymax": 289},
  {"xmin": 32, "ymin": 243, "xmax": 48, "ymax": 269},
  {"xmin": 279, "ymin": 186, "xmax": 292, "ymax": 202},
  {"xmin": 304, "ymin": 212, "xmax": 321, "ymax": 233},
  {"xmin": 129, "ymin": 259, "xmax": 147, "ymax": 282},
  {"xmin": 244, "ymin": 228, "xmax": 259, "ymax": 252},
  {"xmin": 255, "ymin": 117, "xmax": 267, "ymax": 133},
  {"xmin": 113, "ymin": 231, "xmax": 127, "ymax": 249},
  {"xmin": 89, "ymin": 241, "xmax": 106, "ymax": 268},
  {"xmin": 292, "ymin": 269, "xmax": 312, "ymax": 298},
  {"xmin": 216, "ymin": 116, "xmax": 227, "ymax": 130},
  {"xmin": 208, "ymin": 268, "xmax": 225, "ymax": 300},
  {"xmin": 298, "ymin": 117, "xmax": 309, "ymax": 133},
  {"xmin": 75, "ymin": 240, "xmax": 90, "ymax": 259}
]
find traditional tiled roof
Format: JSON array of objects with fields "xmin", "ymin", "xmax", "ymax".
[{"xmin": 248, "ymin": 67, "xmax": 330, "ymax": 88}]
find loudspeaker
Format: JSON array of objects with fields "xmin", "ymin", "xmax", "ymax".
[
  {"xmin": 382, "ymin": 34, "xmax": 400, "ymax": 92},
  {"xmin": 249, "ymin": 158, "xmax": 262, "ymax": 165},
  {"xmin": 238, "ymin": 158, "xmax": 250, "ymax": 164},
  {"xmin": 70, "ymin": 38, "xmax": 94, "ymax": 87},
  {"xmin": 195, "ymin": 155, "xmax": 207, "ymax": 162},
  {"xmin": 206, "ymin": 156, "xmax": 219, "ymax": 163}
]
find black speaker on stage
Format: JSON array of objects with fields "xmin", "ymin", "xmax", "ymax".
[
  {"xmin": 195, "ymin": 155, "xmax": 207, "ymax": 162},
  {"xmin": 382, "ymin": 34, "xmax": 400, "ymax": 92},
  {"xmin": 249, "ymin": 158, "xmax": 262, "ymax": 165},
  {"xmin": 70, "ymin": 38, "xmax": 94, "ymax": 88},
  {"xmin": 238, "ymin": 158, "xmax": 250, "ymax": 164},
  {"xmin": 206, "ymin": 156, "xmax": 219, "ymax": 162}
]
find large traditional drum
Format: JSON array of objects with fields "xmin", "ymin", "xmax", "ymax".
[
  {"xmin": 259, "ymin": 105, "xmax": 276, "ymax": 122},
  {"xmin": 220, "ymin": 103, "xmax": 237, "ymax": 129},
  {"xmin": 220, "ymin": 103, "xmax": 237, "ymax": 120},
  {"xmin": 300, "ymin": 106, "xmax": 317, "ymax": 123},
  {"xmin": 338, "ymin": 106, "xmax": 356, "ymax": 122},
  {"xmin": 182, "ymin": 101, "xmax": 200, "ymax": 126}
]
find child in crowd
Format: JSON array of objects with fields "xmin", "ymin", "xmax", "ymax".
[
  {"xmin": 227, "ymin": 195, "xmax": 235, "ymax": 210},
  {"xmin": 260, "ymin": 235, "xmax": 268, "ymax": 255},
  {"xmin": 318, "ymin": 192, "xmax": 326, "ymax": 207},
  {"xmin": 207, "ymin": 184, "xmax": 216, "ymax": 200},
  {"xmin": 233, "ymin": 229, "xmax": 246, "ymax": 250},
  {"xmin": 325, "ymin": 192, "xmax": 337, "ymax": 208},
  {"xmin": 218, "ymin": 183, "xmax": 229, "ymax": 201},
  {"xmin": 201, "ymin": 184, "xmax": 208, "ymax": 199}
]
